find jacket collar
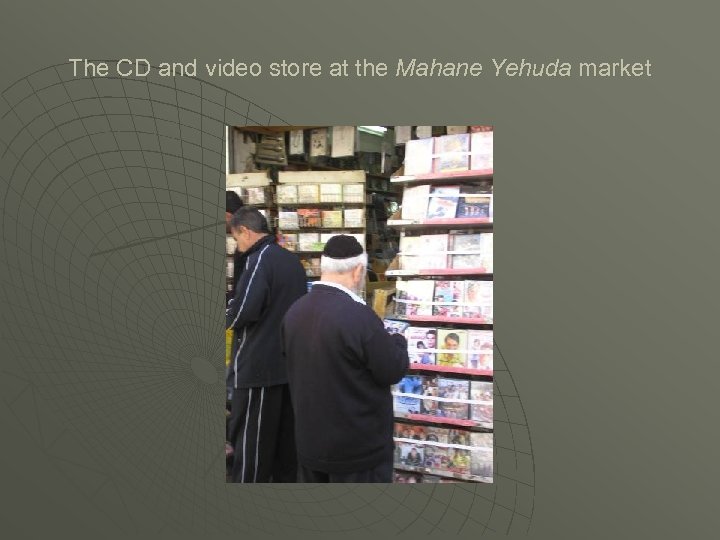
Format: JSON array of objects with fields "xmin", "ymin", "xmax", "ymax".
[
  {"xmin": 313, "ymin": 281, "xmax": 366, "ymax": 305},
  {"xmin": 243, "ymin": 234, "xmax": 275, "ymax": 256}
]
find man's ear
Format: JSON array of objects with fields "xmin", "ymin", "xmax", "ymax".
[{"xmin": 354, "ymin": 263, "xmax": 365, "ymax": 282}]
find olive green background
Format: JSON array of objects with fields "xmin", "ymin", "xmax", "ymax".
[{"xmin": 1, "ymin": 1, "xmax": 717, "ymax": 537}]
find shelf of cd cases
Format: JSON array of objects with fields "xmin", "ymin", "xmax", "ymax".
[
  {"xmin": 276, "ymin": 170, "xmax": 368, "ymax": 280},
  {"xmin": 386, "ymin": 133, "xmax": 494, "ymax": 483}
]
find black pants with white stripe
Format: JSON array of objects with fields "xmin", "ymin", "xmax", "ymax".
[{"xmin": 229, "ymin": 384, "xmax": 298, "ymax": 483}]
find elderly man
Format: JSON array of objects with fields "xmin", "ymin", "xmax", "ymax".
[
  {"xmin": 282, "ymin": 235, "xmax": 409, "ymax": 482},
  {"xmin": 226, "ymin": 207, "xmax": 307, "ymax": 483}
]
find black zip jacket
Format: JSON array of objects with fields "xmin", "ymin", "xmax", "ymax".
[
  {"xmin": 226, "ymin": 235, "xmax": 307, "ymax": 388},
  {"xmin": 282, "ymin": 283, "xmax": 409, "ymax": 474}
]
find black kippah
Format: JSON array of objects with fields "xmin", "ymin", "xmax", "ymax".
[{"xmin": 322, "ymin": 235, "xmax": 364, "ymax": 259}]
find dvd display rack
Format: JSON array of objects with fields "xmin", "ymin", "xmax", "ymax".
[{"xmin": 385, "ymin": 129, "xmax": 494, "ymax": 483}]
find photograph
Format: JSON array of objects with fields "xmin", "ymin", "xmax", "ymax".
[{"xmin": 224, "ymin": 125, "xmax": 493, "ymax": 484}]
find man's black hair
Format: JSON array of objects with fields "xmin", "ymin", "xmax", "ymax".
[
  {"xmin": 229, "ymin": 206, "xmax": 270, "ymax": 234},
  {"xmin": 226, "ymin": 190, "xmax": 244, "ymax": 214}
]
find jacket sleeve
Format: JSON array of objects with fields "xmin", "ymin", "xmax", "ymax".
[
  {"xmin": 361, "ymin": 315, "xmax": 409, "ymax": 386},
  {"xmin": 225, "ymin": 248, "xmax": 270, "ymax": 330}
]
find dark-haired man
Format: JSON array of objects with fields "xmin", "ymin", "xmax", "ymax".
[
  {"xmin": 226, "ymin": 207, "xmax": 307, "ymax": 483},
  {"xmin": 225, "ymin": 190, "xmax": 244, "ymax": 301}
]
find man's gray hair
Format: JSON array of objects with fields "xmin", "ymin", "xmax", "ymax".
[
  {"xmin": 229, "ymin": 206, "xmax": 269, "ymax": 233},
  {"xmin": 321, "ymin": 253, "xmax": 368, "ymax": 274}
]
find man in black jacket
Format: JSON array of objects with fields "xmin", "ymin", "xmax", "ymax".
[
  {"xmin": 282, "ymin": 235, "xmax": 409, "ymax": 482},
  {"xmin": 226, "ymin": 207, "xmax": 307, "ymax": 483}
]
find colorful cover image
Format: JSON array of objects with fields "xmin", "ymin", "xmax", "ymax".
[
  {"xmin": 424, "ymin": 426, "xmax": 449, "ymax": 444},
  {"xmin": 278, "ymin": 211, "xmax": 299, "ymax": 230},
  {"xmin": 383, "ymin": 319, "xmax": 410, "ymax": 336},
  {"xmin": 297, "ymin": 208, "xmax": 321, "ymax": 227},
  {"xmin": 436, "ymin": 329, "xmax": 467, "ymax": 367},
  {"xmin": 436, "ymin": 133, "xmax": 470, "ymax": 173},
  {"xmin": 423, "ymin": 445, "xmax": 450, "ymax": 472},
  {"xmin": 398, "ymin": 443, "xmax": 425, "ymax": 468},
  {"xmin": 447, "ymin": 429, "xmax": 471, "ymax": 446},
  {"xmin": 433, "ymin": 280, "xmax": 464, "ymax": 317},
  {"xmin": 426, "ymin": 185, "xmax": 460, "ymax": 220},
  {"xmin": 297, "ymin": 233, "xmax": 321, "ymax": 252},
  {"xmin": 420, "ymin": 376, "xmax": 440, "ymax": 416},
  {"xmin": 406, "ymin": 326, "xmax": 436, "ymax": 365},
  {"xmin": 466, "ymin": 329, "xmax": 494, "ymax": 371},
  {"xmin": 394, "ymin": 472, "xmax": 422, "ymax": 483},
  {"xmin": 278, "ymin": 233, "xmax": 298, "ymax": 252},
  {"xmin": 447, "ymin": 448, "xmax": 472, "ymax": 475},
  {"xmin": 437, "ymin": 377, "xmax": 470, "ymax": 420},
  {"xmin": 321, "ymin": 210, "xmax": 343, "ymax": 228},
  {"xmin": 456, "ymin": 194, "xmax": 492, "ymax": 218},
  {"xmin": 470, "ymin": 380, "xmax": 494, "ymax": 426},
  {"xmin": 393, "ymin": 374, "xmax": 424, "ymax": 415},
  {"xmin": 470, "ymin": 433, "xmax": 493, "ymax": 479},
  {"xmin": 462, "ymin": 281, "xmax": 493, "ymax": 322}
]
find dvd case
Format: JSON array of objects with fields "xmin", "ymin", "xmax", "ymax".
[
  {"xmin": 401, "ymin": 184, "xmax": 432, "ymax": 220},
  {"xmin": 427, "ymin": 185, "xmax": 460, "ymax": 220},
  {"xmin": 276, "ymin": 184, "xmax": 298, "ymax": 204},
  {"xmin": 436, "ymin": 134, "xmax": 470, "ymax": 173},
  {"xmin": 433, "ymin": 280, "xmax": 465, "ymax": 317},
  {"xmin": 297, "ymin": 184, "xmax": 320, "ymax": 204},
  {"xmin": 342, "ymin": 183, "xmax": 365, "ymax": 203},
  {"xmin": 383, "ymin": 319, "xmax": 410, "ymax": 335},
  {"xmin": 319, "ymin": 183, "xmax": 343, "ymax": 203},
  {"xmin": 321, "ymin": 210, "xmax": 343, "ymax": 228},
  {"xmin": 462, "ymin": 281, "xmax": 493, "ymax": 322},
  {"xmin": 406, "ymin": 326, "xmax": 437, "ymax": 364},
  {"xmin": 395, "ymin": 280, "xmax": 435, "ymax": 317},
  {"xmin": 437, "ymin": 377, "xmax": 470, "ymax": 420},
  {"xmin": 466, "ymin": 330, "xmax": 493, "ymax": 370},
  {"xmin": 470, "ymin": 433, "xmax": 493, "ymax": 479},
  {"xmin": 470, "ymin": 380, "xmax": 494, "ymax": 426},
  {"xmin": 436, "ymin": 329, "xmax": 467, "ymax": 367}
]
